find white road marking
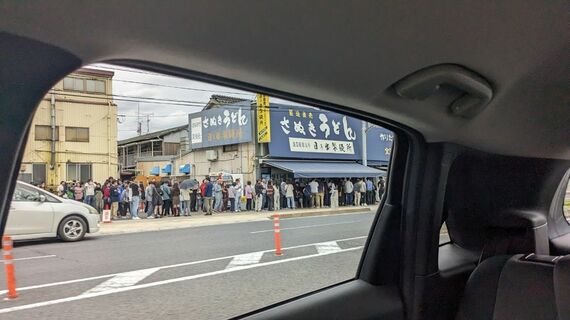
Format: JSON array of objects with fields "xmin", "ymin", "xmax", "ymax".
[
  {"xmin": 0, "ymin": 235, "xmax": 367, "ymax": 295},
  {"xmin": 250, "ymin": 220, "xmax": 368, "ymax": 234},
  {"xmin": 80, "ymin": 268, "xmax": 159, "ymax": 295},
  {"xmin": 225, "ymin": 252, "xmax": 264, "ymax": 269},
  {"xmin": 315, "ymin": 241, "xmax": 342, "ymax": 254},
  {"xmin": 0, "ymin": 254, "xmax": 57, "ymax": 262},
  {"xmin": 0, "ymin": 246, "xmax": 363, "ymax": 314}
]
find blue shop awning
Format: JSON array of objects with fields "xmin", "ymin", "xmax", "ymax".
[
  {"xmin": 150, "ymin": 166, "xmax": 160, "ymax": 176},
  {"xmin": 264, "ymin": 161, "xmax": 385, "ymax": 178},
  {"xmin": 179, "ymin": 164, "xmax": 191, "ymax": 174},
  {"xmin": 162, "ymin": 164, "xmax": 172, "ymax": 174}
]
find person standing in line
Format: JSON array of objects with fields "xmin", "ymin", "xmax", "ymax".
[
  {"xmin": 190, "ymin": 185, "xmax": 198, "ymax": 213},
  {"xmin": 56, "ymin": 181, "xmax": 66, "ymax": 197},
  {"xmin": 94, "ymin": 183, "xmax": 104, "ymax": 214},
  {"xmin": 119, "ymin": 182, "xmax": 130, "ymax": 219},
  {"xmin": 273, "ymin": 181, "xmax": 281, "ymax": 211},
  {"xmin": 154, "ymin": 182, "xmax": 164, "ymax": 218},
  {"xmin": 145, "ymin": 182, "xmax": 156, "ymax": 219},
  {"xmin": 303, "ymin": 183, "xmax": 312, "ymax": 208},
  {"xmin": 309, "ymin": 179, "xmax": 319, "ymax": 208},
  {"xmin": 74, "ymin": 182, "xmax": 84, "ymax": 202},
  {"xmin": 266, "ymin": 181, "xmax": 275, "ymax": 211},
  {"xmin": 103, "ymin": 182, "xmax": 111, "ymax": 209},
  {"xmin": 245, "ymin": 181, "xmax": 253, "ymax": 211},
  {"xmin": 180, "ymin": 186, "xmax": 191, "ymax": 216},
  {"xmin": 161, "ymin": 181, "xmax": 171, "ymax": 216},
  {"xmin": 338, "ymin": 179, "xmax": 345, "ymax": 206},
  {"xmin": 366, "ymin": 178, "xmax": 374, "ymax": 205},
  {"xmin": 171, "ymin": 182, "xmax": 181, "ymax": 216},
  {"xmin": 360, "ymin": 177, "xmax": 367, "ymax": 206},
  {"xmin": 378, "ymin": 177, "xmax": 385, "ymax": 202},
  {"xmin": 221, "ymin": 182, "xmax": 228, "ymax": 212},
  {"xmin": 129, "ymin": 181, "xmax": 141, "ymax": 220},
  {"xmin": 294, "ymin": 182, "xmax": 304, "ymax": 209},
  {"xmin": 228, "ymin": 182, "xmax": 236, "ymax": 212},
  {"xmin": 234, "ymin": 179, "xmax": 243, "ymax": 212},
  {"xmin": 199, "ymin": 179, "xmax": 208, "ymax": 212},
  {"xmin": 261, "ymin": 179, "xmax": 268, "ymax": 210},
  {"xmin": 344, "ymin": 178, "xmax": 354, "ymax": 206},
  {"xmin": 280, "ymin": 180, "xmax": 287, "ymax": 210},
  {"xmin": 254, "ymin": 179, "xmax": 264, "ymax": 212},
  {"xmin": 354, "ymin": 179, "xmax": 362, "ymax": 207},
  {"xmin": 109, "ymin": 180, "xmax": 120, "ymax": 220},
  {"xmin": 139, "ymin": 182, "xmax": 146, "ymax": 213},
  {"xmin": 329, "ymin": 180, "xmax": 339, "ymax": 208},
  {"xmin": 317, "ymin": 180, "xmax": 325, "ymax": 208},
  {"xmin": 203, "ymin": 178, "xmax": 214, "ymax": 215},
  {"xmin": 211, "ymin": 180, "xmax": 221, "ymax": 212},
  {"xmin": 84, "ymin": 179, "xmax": 95, "ymax": 207},
  {"xmin": 285, "ymin": 180, "xmax": 295, "ymax": 209}
]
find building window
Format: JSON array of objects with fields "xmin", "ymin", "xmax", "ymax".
[
  {"xmin": 223, "ymin": 144, "xmax": 239, "ymax": 153},
  {"xmin": 17, "ymin": 163, "xmax": 47, "ymax": 185},
  {"xmin": 163, "ymin": 142, "xmax": 180, "ymax": 156},
  {"xmin": 35, "ymin": 125, "xmax": 59, "ymax": 141},
  {"xmin": 66, "ymin": 163, "xmax": 92, "ymax": 182},
  {"xmin": 32, "ymin": 163, "xmax": 47, "ymax": 185},
  {"xmin": 63, "ymin": 76, "xmax": 106, "ymax": 94},
  {"xmin": 65, "ymin": 127, "xmax": 89, "ymax": 142}
]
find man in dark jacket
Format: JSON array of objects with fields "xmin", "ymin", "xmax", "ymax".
[
  {"xmin": 109, "ymin": 180, "xmax": 120, "ymax": 219},
  {"xmin": 203, "ymin": 179, "xmax": 214, "ymax": 215}
]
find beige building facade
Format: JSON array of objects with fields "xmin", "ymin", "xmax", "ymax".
[{"xmin": 19, "ymin": 68, "xmax": 118, "ymax": 187}]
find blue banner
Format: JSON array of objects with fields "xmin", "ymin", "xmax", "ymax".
[
  {"xmin": 189, "ymin": 101, "xmax": 253, "ymax": 149},
  {"xmin": 267, "ymin": 104, "xmax": 392, "ymax": 162}
]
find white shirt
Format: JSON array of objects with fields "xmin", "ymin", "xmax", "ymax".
[
  {"xmin": 85, "ymin": 182, "xmax": 95, "ymax": 196},
  {"xmin": 344, "ymin": 181, "xmax": 353, "ymax": 193},
  {"xmin": 309, "ymin": 181, "xmax": 319, "ymax": 193},
  {"xmin": 285, "ymin": 184, "xmax": 295, "ymax": 197}
]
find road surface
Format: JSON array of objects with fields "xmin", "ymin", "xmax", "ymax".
[{"xmin": 1, "ymin": 211, "xmax": 375, "ymax": 319}]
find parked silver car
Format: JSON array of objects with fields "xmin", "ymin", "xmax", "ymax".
[{"xmin": 5, "ymin": 181, "xmax": 100, "ymax": 241}]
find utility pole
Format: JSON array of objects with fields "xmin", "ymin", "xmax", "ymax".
[{"xmin": 362, "ymin": 120, "xmax": 368, "ymax": 167}]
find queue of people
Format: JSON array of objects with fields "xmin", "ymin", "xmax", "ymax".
[{"xmin": 42, "ymin": 175, "xmax": 385, "ymax": 221}]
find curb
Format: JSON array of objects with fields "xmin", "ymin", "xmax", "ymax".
[{"xmin": 270, "ymin": 206, "xmax": 373, "ymax": 219}]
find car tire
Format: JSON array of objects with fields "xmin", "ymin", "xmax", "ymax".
[{"xmin": 58, "ymin": 216, "xmax": 87, "ymax": 242}]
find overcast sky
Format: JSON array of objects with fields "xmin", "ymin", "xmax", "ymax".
[{"xmin": 91, "ymin": 64, "xmax": 298, "ymax": 140}]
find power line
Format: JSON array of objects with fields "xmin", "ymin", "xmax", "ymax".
[{"xmin": 112, "ymin": 78, "xmax": 254, "ymax": 97}]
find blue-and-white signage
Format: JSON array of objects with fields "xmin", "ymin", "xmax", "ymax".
[
  {"xmin": 268, "ymin": 104, "xmax": 393, "ymax": 162},
  {"xmin": 189, "ymin": 101, "xmax": 253, "ymax": 149}
]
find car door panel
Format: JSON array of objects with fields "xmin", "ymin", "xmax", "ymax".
[{"xmin": 6, "ymin": 201, "xmax": 54, "ymax": 235}]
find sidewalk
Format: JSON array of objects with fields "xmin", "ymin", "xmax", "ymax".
[{"xmin": 97, "ymin": 205, "xmax": 377, "ymax": 236}]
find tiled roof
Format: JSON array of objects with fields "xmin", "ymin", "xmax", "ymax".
[
  {"xmin": 118, "ymin": 124, "xmax": 187, "ymax": 145},
  {"xmin": 204, "ymin": 94, "xmax": 250, "ymax": 109}
]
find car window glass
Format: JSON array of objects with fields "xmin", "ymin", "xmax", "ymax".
[
  {"xmin": 10, "ymin": 64, "xmax": 394, "ymax": 319},
  {"xmin": 12, "ymin": 184, "xmax": 42, "ymax": 202}
]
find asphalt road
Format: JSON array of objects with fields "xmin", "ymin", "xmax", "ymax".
[{"xmin": 0, "ymin": 211, "xmax": 376, "ymax": 319}]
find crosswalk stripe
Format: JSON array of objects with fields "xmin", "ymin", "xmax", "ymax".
[
  {"xmin": 315, "ymin": 241, "xmax": 342, "ymax": 254},
  {"xmin": 80, "ymin": 268, "xmax": 159, "ymax": 295}
]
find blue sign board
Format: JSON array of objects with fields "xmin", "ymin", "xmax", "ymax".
[
  {"xmin": 189, "ymin": 101, "xmax": 253, "ymax": 149},
  {"xmin": 267, "ymin": 104, "xmax": 392, "ymax": 162}
]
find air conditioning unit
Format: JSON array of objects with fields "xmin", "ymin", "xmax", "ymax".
[{"xmin": 206, "ymin": 149, "xmax": 218, "ymax": 161}]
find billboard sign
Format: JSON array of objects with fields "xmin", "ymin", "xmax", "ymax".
[
  {"xmin": 188, "ymin": 101, "xmax": 253, "ymax": 149},
  {"xmin": 256, "ymin": 94, "xmax": 271, "ymax": 143},
  {"xmin": 268, "ymin": 104, "xmax": 392, "ymax": 162}
]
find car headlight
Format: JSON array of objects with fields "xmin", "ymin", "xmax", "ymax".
[{"xmin": 88, "ymin": 206, "xmax": 99, "ymax": 215}]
